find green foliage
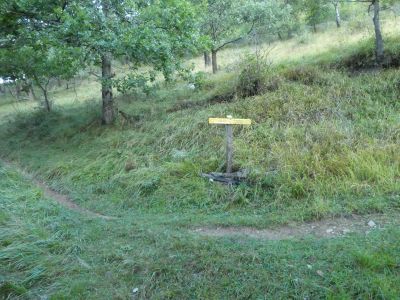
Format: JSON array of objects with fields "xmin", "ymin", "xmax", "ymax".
[
  {"xmin": 282, "ymin": 65, "xmax": 325, "ymax": 85},
  {"xmin": 248, "ymin": 1, "xmax": 294, "ymax": 39},
  {"xmin": 236, "ymin": 52, "xmax": 280, "ymax": 98},
  {"xmin": 0, "ymin": 164, "xmax": 400, "ymax": 298},
  {"xmin": 0, "ymin": 1, "xmax": 86, "ymax": 109},
  {"xmin": 1, "ymin": 36, "xmax": 399, "ymax": 219},
  {"xmin": 295, "ymin": 31, "xmax": 312, "ymax": 44},
  {"xmin": 191, "ymin": 72, "xmax": 208, "ymax": 89},
  {"xmin": 1, "ymin": 16, "xmax": 400, "ymax": 299},
  {"xmin": 333, "ymin": 36, "xmax": 400, "ymax": 70},
  {"xmin": 115, "ymin": 72, "xmax": 157, "ymax": 95},
  {"xmin": 304, "ymin": 0, "xmax": 331, "ymax": 30},
  {"xmin": 201, "ymin": 0, "xmax": 285, "ymax": 51},
  {"xmin": 0, "ymin": 0, "xmax": 204, "ymax": 113},
  {"xmin": 116, "ymin": 0, "xmax": 203, "ymax": 81},
  {"xmin": 179, "ymin": 69, "xmax": 208, "ymax": 89}
]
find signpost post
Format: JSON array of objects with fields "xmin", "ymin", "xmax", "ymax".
[{"xmin": 208, "ymin": 115, "xmax": 252, "ymax": 174}]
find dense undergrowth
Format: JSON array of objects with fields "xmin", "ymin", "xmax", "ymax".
[{"xmin": 0, "ymin": 36, "xmax": 399, "ymax": 222}]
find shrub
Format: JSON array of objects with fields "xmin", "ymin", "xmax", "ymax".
[
  {"xmin": 191, "ymin": 71, "xmax": 208, "ymax": 89},
  {"xmin": 282, "ymin": 65, "xmax": 324, "ymax": 85},
  {"xmin": 347, "ymin": 18, "xmax": 369, "ymax": 34},
  {"xmin": 336, "ymin": 37, "xmax": 400, "ymax": 70},
  {"xmin": 236, "ymin": 52, "xmax": 281, "ymax": 98},
  {"xmin": 295, "ymin": 31, "xmax": 312, "ymax": 45}
]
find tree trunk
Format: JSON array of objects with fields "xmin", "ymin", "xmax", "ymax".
[
  {"xmin": 43, "ymin": 89, "xmax": 51, "ymax": 112},
  {"xmin": 334, "ymin": 2, "xmax": 341, "ymax": 28},
  {"xmin": 29, "ymin": 84, "xmax": 37, "ymax": 101},
  {"xmin": 101, "ymin": 53, "xmax": 115, "ymax": 124},
  {"xmin": 373, "ymin": 0, "xmax": 384, "ymax": 64},
  {"xmin": 204, "ymin": 52, "xmax": 211, "ymax": 67},
  {"xmin": 101, "ymin": 0, "xmax": 115, "ymax": 125},
  {"xmin": 33, "ymin": 76, "xmax": 51, "ymax": 111},
  {"xmin": 211, "ymin": 50, "xmax": 218, "ymax": 74},
  {"xmin": 15, "ymin": 81, "xmax": 21, "ymax": 100}
]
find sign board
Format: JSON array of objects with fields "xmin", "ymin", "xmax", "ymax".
[
  {"xmin": 208, "ymin": 118, "xmax": 251, "ymax": 125},
  {"xmin": 208, "ymin": 115, "xmax": 252, "ymax": 174}
]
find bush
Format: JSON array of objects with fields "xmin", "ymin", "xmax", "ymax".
[
  {"xmin": 295, "ymin": 31, "xmax": 312, "ymax": 45},
  {"xmin": 335, "ymin": 37, "xmax": 400, "ymax": 70},
  {"xmin": 191, "ymin": 71, "xmax": 208, "ymax": 89},
  {"xmin": 236, "ymin": 52, "xmax": 281, "ymax": 98},
  {"xmin": 282, "ymin": 65, "xmax": 324, "ymax": 85},
  {"xmin": 347, "ymin": 18, "xmax": 369, "ymax": 34}
]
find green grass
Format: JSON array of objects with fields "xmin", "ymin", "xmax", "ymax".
[
  {"xmin": 0, "ymin": 23, "xmax": 400, "ymax": 298},
  {"xmin": 0, "ymin": 43, "xmax": 399, "ymax": 222},
  {"xmin": 1, "ymin": 163, "xmax": 400, "ymax": 299}
]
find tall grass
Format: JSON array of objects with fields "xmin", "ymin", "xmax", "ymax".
[
  {"xmin": 1, "ymin": 163, "xmax": 400, "ymax": 298},
  {"xmin": 0, "ymin": 21, "xmax": 399, "ymax": 223},
  {"xmin": 1, "ymin": 17, "xmax": 400, "ymax": 299},
  {"xmin": 0, "ymin": 36, "xmax": 399, "ymax": 222}
]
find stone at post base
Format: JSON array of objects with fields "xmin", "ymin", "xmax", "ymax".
[{"xmin": 201, "ymin": 170, "xmax": 248, "ymax": 185}]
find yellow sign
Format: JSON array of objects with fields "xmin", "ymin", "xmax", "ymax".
[{"xmin": 208, "ymin": 118, "xmax": 251, "ymax": 125}]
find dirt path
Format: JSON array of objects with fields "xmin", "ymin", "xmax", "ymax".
[
  {"xmin": 193, "ymin": 213, "xmax": 400, "ymax": 240},
  {"xmin": 1, "ymin": 159, "xmax": 115, "ymax": 220},
  {"xmin": 2, "ymin": 158, "xmax": 397, "ymax": 235}
]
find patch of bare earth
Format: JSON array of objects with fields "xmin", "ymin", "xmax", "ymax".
[
  {"xmin": 34, "ymin": 177, "xmax": 115, "ymax": 220},
  {"xmin": 1, "ymin": 159, "xmax": 115, "ymax": 220},
  {"xmin": 193, "ymin": 214, "xmax": 400, "ymax": 240}
]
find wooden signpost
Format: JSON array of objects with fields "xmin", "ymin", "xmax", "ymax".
[{"xmin": 208, "ymin": 115, "xmax": 252, "ymax": 174}]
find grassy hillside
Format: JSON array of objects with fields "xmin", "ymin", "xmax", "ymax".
[
  {"xmin": 1, "ymin": 20, "xmax": 400, "ymax": 299},
  {"xmin": 0, "ymin": 34, "xmax": 399, "ymax": 224},
  {"xmin": 188, "ymin": 18, "xmax": 400, "ymax": 72}
]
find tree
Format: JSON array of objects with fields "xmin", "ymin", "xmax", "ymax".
[
  {"xmin": 348, "ymin": 0, "xmax": 396, "ymax": 64},
  {"xmin": 371, "ymin": 0, "xmax": 384, "ymax": 63},
  {"xmin": 280, "ymin": 0, "xmax": 306, "ymax": 38},
  {"xmin": 259, "ymin": 1, "xmax": 294, "ymax": 40},
  {"xmin": 202, "ymin": 0, "xmax": 242, "ymax": 73},
  {"xmin": 330, "ymin": 0, "xmax": 341, "ymax": 27},
  {"xmin": 1, "ymin": 0, "xmax": 201, "ymax": 123},
  {"xmin": 201, "ymin": 0, "xmax": 284, "ymax": 74},
  {"xmin": 304, "ymin": 0, "xmax": 331, "ymax": 32},
  {"xmin": 0, "ymin": 1, "xmax": 84, "ymax": 111},
  {"xmin": 60, "ymin": 0, "xmax": 203, "ymax": 124},
  {"xmin": 204, "ymin": 52, "xmax": 211, "ymax": 67}
]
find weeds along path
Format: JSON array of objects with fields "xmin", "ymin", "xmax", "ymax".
[
  {"xmin": 1, "ymin": 159, "xmax": 115, "ymax": 220},
  {"xmin": 193, "ymin": 213, "xmax": 400, "ymax": 240},
  {"xmin": 1, "ymin": 158, "xmax": 398, "ymax": 238}
]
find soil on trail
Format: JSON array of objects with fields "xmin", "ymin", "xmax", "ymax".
[
  {"xmin": 1, "ymin": 159, "xmax": 115, "ymax": 220},
  {"xmin": 34, "ymin": 177, "xmax": 115, "ymax": 220},
  {"xmin": 194, "ymin": 214, "xmax": 400, "ymax": 240}
]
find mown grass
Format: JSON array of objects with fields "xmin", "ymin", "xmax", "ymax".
[{"xmin": 1, "ymin": 163, "xmax": 400, "ymax": 299}]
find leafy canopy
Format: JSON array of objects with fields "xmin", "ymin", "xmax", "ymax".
[
  {"xmin": 201, "ymin": 0, "xmax": 289, "ymax": 51},
  {"xmin": 0, "ymin": 0, "xmax": 203, "ymax": 96}
]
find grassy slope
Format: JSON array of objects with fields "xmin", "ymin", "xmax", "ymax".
[
  {"xmin": 0, "ymin": 37, "xmax": 399, "ymax": 224},
  {"xmin": 189, "ymin": 17, "xmax": 399, "ymax": 72},
  {"xmin": 0, "ymin": 20, "xmax": 400, "ymax": 298},
  {"xmin": 1, "ymin": 163, "xmax": 400, "ymax": 299}
]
